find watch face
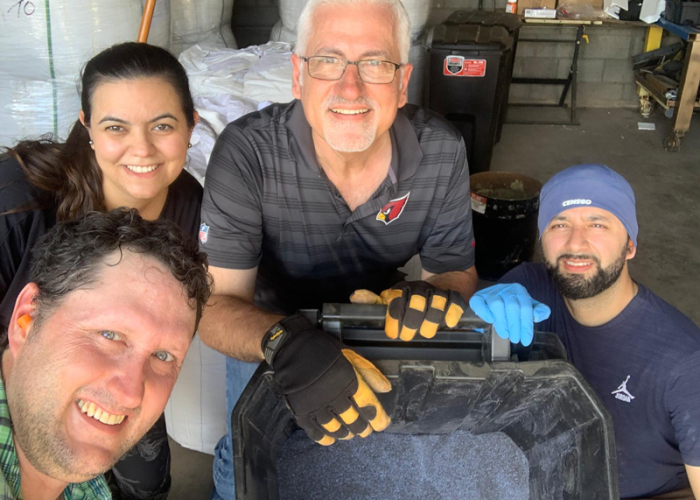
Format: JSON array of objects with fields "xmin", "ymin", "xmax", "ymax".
[
  {"xmin": 264, "ymin": 324, "xmax": 288, "ymax": 365},
  {"xmin": 268, "ymin": 326, "xmax": 285, "ymax": 342}
]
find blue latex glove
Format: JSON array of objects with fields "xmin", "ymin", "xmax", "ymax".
[{"xmin": 469, "ymin": 283, "xmax": 551, "ymax": 347}]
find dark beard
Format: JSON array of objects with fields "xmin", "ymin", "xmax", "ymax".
[{"xmin": 545, "ymin": 245, "xmax": 629, "ymax": 300}]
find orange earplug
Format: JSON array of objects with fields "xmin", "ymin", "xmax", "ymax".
[{"xmin": 17, "ymin": 315, "xmax": 32, "ymax": 330}]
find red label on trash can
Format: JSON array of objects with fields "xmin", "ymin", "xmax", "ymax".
[
  {"xmin": 443, "ymin": 56, "xmax": 487, "ymax": 77},
  {"xmin": 470, "ymin": 192, "xmax": 487, "ymax": 214}
]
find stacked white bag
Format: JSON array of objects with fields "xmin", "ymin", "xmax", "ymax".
[
  {"xmin": 178, "ymin": 41, "xmax": 293, "ymax": 185},
  {"xmin": 0, "ymin": 0, "xmax": 170, "ymax": 147},
  {"xmin": 167, "ymin": 42, "xmax": 294, "ymax": 455},
  {"xmin": 270, "ymin": 0, "xmax": 431, "ymax": 104},
  {"xmin": 170, "ymin": 0, "xmax": 237, "ymax": 56}
]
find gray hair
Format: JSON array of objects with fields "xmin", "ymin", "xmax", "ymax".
[{"xmin": 295, "ymin": 0, "xmax": 411, "ymax": 64}]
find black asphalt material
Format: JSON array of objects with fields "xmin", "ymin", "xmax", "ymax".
[{"xmin": 277, "ymin": 429, "xmax": 529, "ymax": 500}]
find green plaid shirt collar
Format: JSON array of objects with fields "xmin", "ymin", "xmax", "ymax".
[{"xmin": 0, "ymin": 372, "xmax": 111, "ymax": 500}]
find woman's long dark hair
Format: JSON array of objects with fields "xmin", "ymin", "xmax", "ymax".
[{"xmin": 6, "ymin": 42, "xmax": 196, "ymax": 221}]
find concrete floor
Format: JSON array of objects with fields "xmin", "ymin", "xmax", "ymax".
[{"xmin": 168, "ymin": 107, "xmax": 700, "ymax": 499}]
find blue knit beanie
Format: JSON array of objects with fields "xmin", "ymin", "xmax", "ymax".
[{"xmin": 537, "ymin": 164, "xmax": 638, "ymax": 247}]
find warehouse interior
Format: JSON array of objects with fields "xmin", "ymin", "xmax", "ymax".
[
  {"xmin": 168, "ymin": 105, "xmax": 700, "ymax": 498},
  {"xmin": 1, "ymin": 0, "xmax": 699, "ymax": 498}
]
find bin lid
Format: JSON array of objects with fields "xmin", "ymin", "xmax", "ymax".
[
  {"xmin": 431, "ymin": 24, "xmax": 513, "ymax": 50},
  {"xmin": 445, "ymin": 10, "xmax": 523, "ymax": 32}
]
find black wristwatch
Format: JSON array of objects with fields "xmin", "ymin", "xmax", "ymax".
[
  {"xmin": 261, "ymin": 314, "xmax": 315, "ymax": 366},
  {"xmin": 261, "ymin": 321, "xmax": 290, "ymax": 366}
]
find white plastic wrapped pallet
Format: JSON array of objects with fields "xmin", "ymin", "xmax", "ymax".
[
  {"xmin": 170, "ymin": 0, "xmax": 237, "ymax": 56},
  {"xmin": 279, "ymin": 0, "xmax": 309, "ymax": 36},
  {"xmin": 0, "ymin": 0, "xmax": 170, "ymax": 147},
  {"xmin": 269, "ymin": 20, "xmax": 298, "ymax": 44},
  {"xmin": 164, "ymin": 336, "xmax": 229, "ymax": 455}
]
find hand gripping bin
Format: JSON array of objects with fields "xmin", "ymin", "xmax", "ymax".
[
  {"xmin": 231, "ymin": 304, "xmax": 619, "ymax": 500},
  {"xmin": 427, "ymin": 11, "xmax": 522, "ymax": 174}
]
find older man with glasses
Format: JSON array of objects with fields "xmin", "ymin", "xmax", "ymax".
[{"xmin": 198, "ymin": 1, "xmax": 479, "ymax": 498}]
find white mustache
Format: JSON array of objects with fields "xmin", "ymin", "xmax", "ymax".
[{"xmin": 324, "ymin": 95, "xmax": 378, "ymax": 111}]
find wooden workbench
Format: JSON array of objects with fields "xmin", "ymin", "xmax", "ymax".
[{"xmin": 635, "ymin": 19, "xmax": 700, "ymax": 151}]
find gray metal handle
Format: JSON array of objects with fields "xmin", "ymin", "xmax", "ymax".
[{"xmin": 300, "ymin": 303, "xmax": 512, "ymax": 362}]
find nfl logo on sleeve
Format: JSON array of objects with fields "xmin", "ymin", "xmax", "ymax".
[{"xmin": 199, "ymin": 222, "xmax": 210, "ymax": 244}]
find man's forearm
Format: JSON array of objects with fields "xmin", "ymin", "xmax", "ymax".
[
  {"xmin": 198, "ymin": 295, "xmax": 284, "ymax": 362},
  {"xmin": 424, "ymin": 266, "xmax": 478, "ymax": 301}
]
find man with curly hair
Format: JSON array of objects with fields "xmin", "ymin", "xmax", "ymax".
[{"xmin": 0, "ymin": 209, "xmax": 211, "ymax": 500}]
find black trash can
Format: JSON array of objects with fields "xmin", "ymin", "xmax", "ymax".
[
  {"xmin": 471, "ymin": 172, "xmax": 542, "ymax": 281},
  {"xmin": 428, "ymin": 11, "xmax": 521, "ymax": 174},
  {"xmin": 231, "ymin": 305, "xmax": 619, "ymax": 500}
]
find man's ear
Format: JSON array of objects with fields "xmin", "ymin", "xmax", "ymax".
[
  {"xmin": 397, "ymin": 63, "xmax": 413, "ymax": 108},
  {"xmin": 626, "ymin": 238, "xmax": 637, "ymax": 260},
  {"xmin": 291, "ymin": 53, "xmax": 303, "ymax": 100},
  {"xmin": 7, "ymin": 283, "xmax": 40, "ymax": 357}
]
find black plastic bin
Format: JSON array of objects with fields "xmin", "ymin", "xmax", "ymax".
[
  {"xmin": 470, "ymin": 171, "xmax": 543, "ymax": 281},
  {"xmin": 427, "ymin": 11, "xmax": 522, "ymax": 174},
  {"xmin": 664, "ymin": 0, "xmax": 700, "ymax": 26},
  {"xmin": 232, "ymin": 304, "xmax": 619, "ymax": 500}
]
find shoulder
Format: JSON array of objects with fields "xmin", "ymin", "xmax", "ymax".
[
  {"xmin": 399, "ymin": 104, "xmax": 464, "ymax": 144},
  {"xmin": 171, "ymin": 168, "xmax": 203, "ymax": 198},
  {"xmin": 0, "ymin": 155, "xmax": 52, "ymax": 216},
  {"xmin": 161, "ymin": 169, "xmax": 203, "ymax": 239},
  {"xmin": 636, "ymin": 284, "xmax": 700, "ymax": 342},
  {"xmin": 0, "ymin": 156, "xmax": 35, "ymax": 207},
  {"xmin": 0, "ymin": 155, "xmax": 25, "ymax": 183},
  {"xmin": 208, "ymin": 102, "xmax": 296, "ymax": 182}
]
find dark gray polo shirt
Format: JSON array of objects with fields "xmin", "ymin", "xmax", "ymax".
[{"xmin": 200, "ymin": 100, "xmax": 474, "ymax": 314}]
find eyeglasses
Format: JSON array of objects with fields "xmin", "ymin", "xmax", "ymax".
[{"xmin": 301, "ymin": 56, "xmax": 402, "ymax": 84}]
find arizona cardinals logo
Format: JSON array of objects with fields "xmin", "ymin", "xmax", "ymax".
[{"xmin": 376, "ymin": 192, "xmax": 410, "ymax": 225}]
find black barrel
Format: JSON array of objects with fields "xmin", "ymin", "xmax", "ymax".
[{"xmin": 470, "ymin": 172, "xmax": 542, "ymax": 281}]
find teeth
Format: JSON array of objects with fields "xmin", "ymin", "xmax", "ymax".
[
  {"xmin": 126, "ymin": 164, "xmax": 158, "ymax": 173},
  {"xmin": 566, "ymin": 261, "xmax": 590, "ymax": 267},
  {"xmin": 331, "ymin": 108, "xmax": 369, "ymax": 115},
  {"xmin": 76, "ymin": 399, "xmax": 126, "ymax": 426}
]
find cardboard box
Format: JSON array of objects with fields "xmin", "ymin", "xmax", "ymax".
[{"xmin": 517, "ymin": 0, "xmax": 557, "ymax": 15}]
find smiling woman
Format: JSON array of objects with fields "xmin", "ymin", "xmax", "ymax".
[{"xmin": 0, "ymin": 42, "xmax": 203, "ymax": 500}]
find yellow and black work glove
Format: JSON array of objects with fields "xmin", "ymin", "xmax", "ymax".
[
  {"xmin": 351, "ymin": 281, "xmax": 466, "ymax": 341},
  {"xmin": 262, "ymin": 314, "xmax": 392, "ymax": 446}
]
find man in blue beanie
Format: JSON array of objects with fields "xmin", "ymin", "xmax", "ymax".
[{"xmin": 470, "ymin": 164, "xmax": 700, "ymax": 500}]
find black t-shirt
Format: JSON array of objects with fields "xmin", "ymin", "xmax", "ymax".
[
  {"xmin": 0, "ymin": 156, "xmax": 203, "ymax": 333},
  {"xmin": 500, "ymin": 262, "xmax": 700, "ymax": 498}
]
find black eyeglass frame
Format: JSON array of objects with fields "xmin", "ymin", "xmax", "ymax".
[{"xmin": 300, "ymin": 55, "xmax": 403, "ymax": 84}]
